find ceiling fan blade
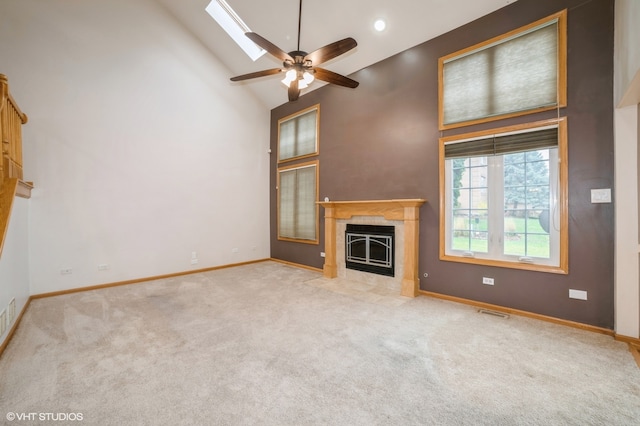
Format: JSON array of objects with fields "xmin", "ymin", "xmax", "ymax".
[
  {"xmin": 313, "ymin": 67, "xmax": 359, "ymax": 88},
  {"xmin": 288, "ymin": 79, "xmax": 300, "ymax": 102},
  {"xmin": 230, "ymin": 68, "xmax": 283, "ymax": 82},
  {"xmin": 305, "ymin": 38, "xmax": 357, "ymax": 66},
  {"xmin": 245, "ymin": 32, "xmax": 293, "ymax": 62}
]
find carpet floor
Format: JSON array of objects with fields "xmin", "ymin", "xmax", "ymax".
[{"xmin": 0, "ymin": 261, "xmax": 639, "ymax": 425}]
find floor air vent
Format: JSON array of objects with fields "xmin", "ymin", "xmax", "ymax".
[{"xmin": 478, "ymin": 309, "xmax": 510, "ymax": 319}]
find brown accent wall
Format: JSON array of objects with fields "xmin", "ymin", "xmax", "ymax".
[{"xmin": 270, "ymin": 0, "xmax": 615, "ymax": 328}]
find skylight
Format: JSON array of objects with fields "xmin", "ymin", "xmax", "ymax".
[{"xmin": 205, "ymin": 0, "xmax": 266, "ymax": 61}]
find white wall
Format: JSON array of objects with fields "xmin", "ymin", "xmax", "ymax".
[
  {"xmin": 614, "ymin": 105, "xmax": 639, "ymax": 338},
  {"xmin": 0, "ymin": 197, "xmax": 30, "ymax": 347},
  {"xmin": 614, "ymin": 0, "xmax": 640, "ymax": 338},
  {"xmin": 0, "ymin": 0, "xmax": 271, "ymax": 294}
]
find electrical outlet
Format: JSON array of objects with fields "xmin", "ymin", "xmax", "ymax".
[
  {"xmin": 0, "ymin": 310, "xmax": 6, "ymax": 335},
  {"xmin": 482, "ymin": 277, "xmax": 495, "ymax": 285},
  {"xmin": 191, "ymin": 251, "xmax": 197, "ymax": 259},
  {"xmin": 191, "ymin": 258, "xmax": 199, "ymax": 265},
  {"xmin": 232, "ymin": 248, "xmax": 239, "ymax": 253},
  {"xmin": 60, "ymin": 268, "xmax": 73, "ymax": 275},
  {"xmin": 320, "ymin": 252, "xmax": 326, "ymax": 258},
  {"xmin": 8, "ymin": 298, "xmax": 15, "ymax": 323},
  {"xmin": 98, "ymin": 264, "xmax": 110, "ymax": 271}
]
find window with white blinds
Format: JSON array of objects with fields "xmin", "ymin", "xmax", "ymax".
[
  {"xmin": 439, "ymin": 10, "xmax": 566, "ymax": 129},
  {"xmin": 278, "ymin": 105, "xmax": 319, "ymax": 162},
  {"xmin": 278, "ymin": 161, "xmax": 318, "ymax": 243}
]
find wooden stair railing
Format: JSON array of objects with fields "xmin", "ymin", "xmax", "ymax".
[{"xmin": 0, "ymin": 74, "xmax": 32, "ymax": 258}]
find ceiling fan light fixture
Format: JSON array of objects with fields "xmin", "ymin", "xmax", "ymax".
[
  {"xmin": 281, "ymin": 69, "xmax": 298, "ymax": 87},
  {"xmin": 281, "ymin": 70, "xmax": 314, "ymax": 89},
  {"xmin": 303, "ymin": 71, "xmax": 314, "ymax": 85}
]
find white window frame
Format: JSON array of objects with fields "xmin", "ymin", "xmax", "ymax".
[{"xmin": 439, "ymin": 119, "xmax": 568, "ymax": 274}]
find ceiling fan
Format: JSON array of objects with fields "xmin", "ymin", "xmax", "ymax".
[{"xmin": 230, "ymin": 0, "xmax": 359, "ymax": 102}]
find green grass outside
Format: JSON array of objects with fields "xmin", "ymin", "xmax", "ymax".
[{"xmin": 452, "ymin": 216, "xmax": 550, "ymax": 258}]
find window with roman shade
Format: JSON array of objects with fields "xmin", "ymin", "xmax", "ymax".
[
  {"xmin": 278, "ymin": 161, "xmax": 319, "ymax": 243},
  {"xmin": 278, "ymin": 105, "xmax": 319, "ymax": 162},
  {"xmin": 439, "ymin": 10, "xmax": 566, "ymax": 130}
]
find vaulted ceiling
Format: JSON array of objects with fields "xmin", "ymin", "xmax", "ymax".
[{"xmin": 155, "ymin": 0, "xmax": 517, "ymax": 109}]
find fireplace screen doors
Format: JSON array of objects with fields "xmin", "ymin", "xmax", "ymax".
[{"xmin": 345, "ymin": 224, "xmax": 395, "ymax": 277}]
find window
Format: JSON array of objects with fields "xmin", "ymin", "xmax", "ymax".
[
  {"xmin": 205, "ymin": 0, "xmax": 267, "ymax": 61},
  {"xmin": 278, "ymin": 105, "xmax": 319, "ymax": 162},
  {"xmin": 277, "ymin": 105, "xmax": 320, "ymax": 244},
  {"xmin": 278, "ymin": 161, "xmax": 319, "ymax": 243},
  {"xmin": 440, "ymin": 119, "xmax": 568, "ymax": 273},
  {"xmin": 439, "ymin": 10, "xmax": 566, "ymax": 129}
]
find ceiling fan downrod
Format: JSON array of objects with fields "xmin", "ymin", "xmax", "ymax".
[{"xmin": 297, "ymin": 0, "xmax": 303, "ymax": 52}]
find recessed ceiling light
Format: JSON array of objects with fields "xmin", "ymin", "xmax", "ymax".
[{"xmin": 374, "ymin": 19, "xmax": 386, "ymax": 32}]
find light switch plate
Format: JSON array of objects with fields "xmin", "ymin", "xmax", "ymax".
[
  {"xmin": 590, "ymin": 188, "xmax": 611, "ymax": 203},
  {"xmin": 569, "ymin": 289, "xmax": 588, "ymax": 300}
]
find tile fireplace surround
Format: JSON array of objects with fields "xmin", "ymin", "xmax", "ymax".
[{"xmin": 317, "ymin": 199, "xmax": 426, "ymax": 297}]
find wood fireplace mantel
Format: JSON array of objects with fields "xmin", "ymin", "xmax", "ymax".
[{"xmin": 317, "ymin": 199, "xmax": 426, "ymax": 297}]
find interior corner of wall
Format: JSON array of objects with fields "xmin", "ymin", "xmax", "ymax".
[{"xmin": 617, "ymin": 69, "xmax": 640, "ymax": 108}]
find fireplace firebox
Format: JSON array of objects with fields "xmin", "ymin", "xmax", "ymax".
[{"xmin": 345, "ymin": 224, "xmax": 395, "ymax": 277}]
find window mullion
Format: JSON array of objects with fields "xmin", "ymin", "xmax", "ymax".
[
  {"xmin": 488, "ymin": 156, "xmax": 505, "ymax": 258},
  {"xmin": 548, "ymin": 149, "xmax": 560, "ymax": 262},
  {"xmin": 445, "ymin": 161, "xmax": 454, "ymax": 254}
]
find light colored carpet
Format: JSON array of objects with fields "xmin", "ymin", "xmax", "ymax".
[{"xmin": 0, "ymin": 261, "xmax": 639, "ymax": 425}]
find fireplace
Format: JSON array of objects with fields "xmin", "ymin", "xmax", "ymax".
[
  {"xmin": 317, "ymin": 199, "xmax": 426, "ymax": 297},
  {"xmin": 345, "ymin": 224, "xmax": 395, "ymax": 277}
]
